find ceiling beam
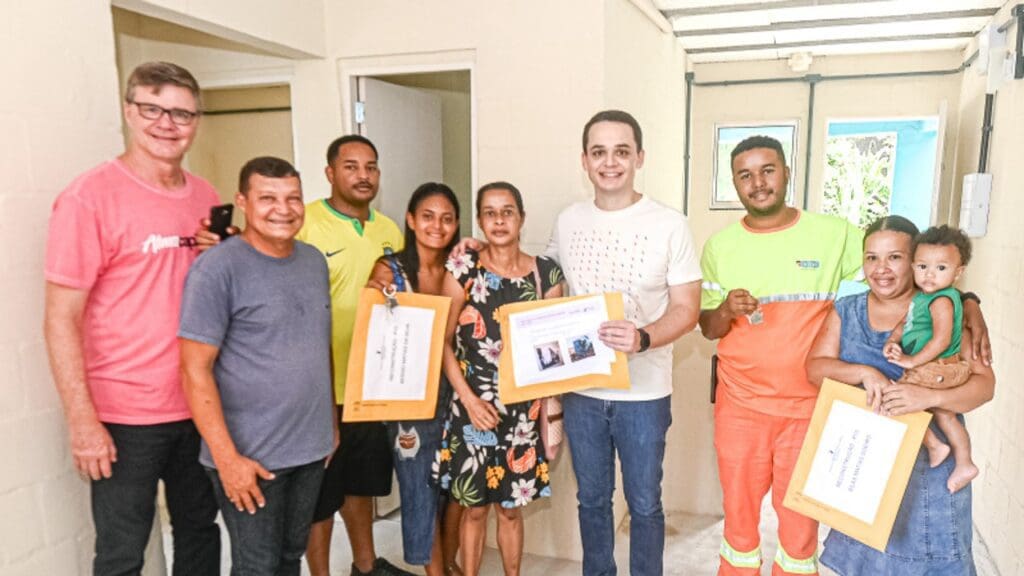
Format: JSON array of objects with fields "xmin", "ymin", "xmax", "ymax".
[
  {"xmin": 674, "ymin": 9, "xmax": 999, "ymax": 37},
  {"xmin": 662, "ymin": 0, "xmax": 890, "ymax": 19},
  {"xmin": 684, "ymin": 31, "xmax": 976, "ymax": 54}
]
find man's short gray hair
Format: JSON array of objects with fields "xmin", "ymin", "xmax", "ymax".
[{"xmin": 124, "ymin": 61, "xmax": 201, "ymax": 108}]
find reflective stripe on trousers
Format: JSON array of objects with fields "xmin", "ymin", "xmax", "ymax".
[
  {"xmin": 720, "ymin": 538, "xmax": 761, "ymax": 568},
  {"xmin": 774, "ymin": 546, "xmax": 818, "ymax": 574}
]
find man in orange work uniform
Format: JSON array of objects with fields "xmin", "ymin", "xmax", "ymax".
[{"xmin": 699, "ymin": 136, "xmax": 863, "ymax": 575}]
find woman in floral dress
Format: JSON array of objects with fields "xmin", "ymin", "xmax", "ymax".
[{"xmin": 436, "ymin": 182, "xmax": 564, "ymax": 576}]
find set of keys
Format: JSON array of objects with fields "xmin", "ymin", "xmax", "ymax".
[
  {"xmin": 383, "ymin": 285, "xmax": 399, "ymax": 316},
  {"xmin": 702, "ymin": 281, "xmax": 765, "ymax": 326}
]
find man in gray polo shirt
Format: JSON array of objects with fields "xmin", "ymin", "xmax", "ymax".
[{"xmin": 179, "ymin": 156, "xmax": 335, "ymax": 574}]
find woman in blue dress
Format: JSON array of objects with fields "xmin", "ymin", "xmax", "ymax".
[{"xmin": 806, "ymin": 215, "xmax": 995, "ymax": 575}]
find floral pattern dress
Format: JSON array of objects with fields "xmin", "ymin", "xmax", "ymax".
[{"xmin": 434, "ymin": 250, "xmax": 564, "ymax": 508}]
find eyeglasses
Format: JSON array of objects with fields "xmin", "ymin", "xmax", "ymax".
[{"xmin": 128, "ymin": 100, "xmax": 200, "ymax": 126}]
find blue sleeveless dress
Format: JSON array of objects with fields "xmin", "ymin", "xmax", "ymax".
[{"xmin": 820, "ymin": 292, "xmax": 976, "ymax": 576}]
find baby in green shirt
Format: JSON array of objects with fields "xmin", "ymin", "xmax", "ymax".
[{"xmin": 883, "ymin": 225, "xmax": 976, "ymax": 494}]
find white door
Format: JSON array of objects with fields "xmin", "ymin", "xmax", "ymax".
[
  {"xmin": 930, "ymin": 101, "xmax": 947, "ymax": 226},
  {"xmin": 356, "ymin": 76, "xmax": 443, "ymax": 517},
  {"xmin": 357, "ymin": 77, "xmax": 444, "ymax": 226}
]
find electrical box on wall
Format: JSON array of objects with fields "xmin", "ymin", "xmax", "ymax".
[
  {"xmin": 960, "ymin": 173, "xmax": 992, "ymax": 238},
  {"xmin": 975, "ymin": 23, "xmax": 1008, "ymax": 93}
]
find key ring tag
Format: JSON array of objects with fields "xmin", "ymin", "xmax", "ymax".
[{"xmin": 383, "ymin": 285, "xmax": 399, "ymax": 317}]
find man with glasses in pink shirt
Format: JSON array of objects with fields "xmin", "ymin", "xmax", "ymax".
[{"xmin": 44, "ymin": 61, "xmax": 221, "ymax": 576}]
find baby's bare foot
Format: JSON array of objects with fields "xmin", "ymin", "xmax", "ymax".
[
  {"xmin": 925, "ymin": 441, "xmax": 951, "ymax": 468},
  {"xmin": 947, "ymin": 462, "xmax": 980, "ymax": 493}
]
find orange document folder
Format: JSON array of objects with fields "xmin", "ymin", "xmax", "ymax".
[
  {"xmin": 783, "ymin": 378, "xmax": 932, "ymax": 551},
  {"xmin": 343, "ymin": 288, "xmax": 451, "ymax": 422},
  {"xmin": 496, "ymin": 292, "xmax": 631, "ymax": 404}
]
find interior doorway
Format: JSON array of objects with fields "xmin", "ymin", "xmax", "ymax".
[
  {"xmin": 112, "ymin": 5, "xmax": 297, "ymax": 225},
  {"xmin": 188, "ymin": 85, "xmax": 295, "ymax": 225},
  {"xmin": 346, "ymin": 67, "xmax": 472, "ymax": 517},
  {"xmin": 353, "ymin": 71, "xmax": 473, "ymax": 239}
]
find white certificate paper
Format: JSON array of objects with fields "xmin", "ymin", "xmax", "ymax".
[
  {"xmin": 803, "ymin": 400, "xmax": 908, "ymax": 525},
  {"xmin": 508, "ymin": 295, "xmax": 615, "ymax": 386},
  {"xmin": 362, "ymin": 304, "xmax": 436, "ymax": 401}
]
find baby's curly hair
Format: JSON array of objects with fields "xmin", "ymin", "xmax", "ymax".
[{"xmin": 913, "ymin": 225, "xmax": 972, "ymax": 266}]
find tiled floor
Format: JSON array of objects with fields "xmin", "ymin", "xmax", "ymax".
[{"xmin": 165, "ymin": 495, "xmax": 1001, "ymax": 575}]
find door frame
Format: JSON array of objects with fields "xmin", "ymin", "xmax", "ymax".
[
  {"xmin": 338, "ymin": 52, "xmax": 478, "ymax": 226},
  {"xmin": 194, "ymin": 68, "xmax": 300, "ymax": 173}
]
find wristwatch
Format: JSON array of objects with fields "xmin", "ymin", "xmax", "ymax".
[{"xmin": 637, "ymin": 328, "xmax": 651, "ymax": 353}]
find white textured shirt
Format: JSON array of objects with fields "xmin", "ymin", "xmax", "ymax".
[{"xmin": 545, "ymin": 196, "xmax": 701, "ymax": 401}]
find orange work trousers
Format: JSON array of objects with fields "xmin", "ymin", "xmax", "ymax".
[{"xmin": 714, "ymin": 391, "xmax": 819, "ymax": 576}]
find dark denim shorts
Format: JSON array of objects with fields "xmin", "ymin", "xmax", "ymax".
[{"xmin": 312, "ymin": 409, "xmax": 394, "ymax": 522}]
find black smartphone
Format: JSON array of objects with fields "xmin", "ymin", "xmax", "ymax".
[{"xmin": 209, "ymin": 204, "xmax": 234, "ymax": 240}]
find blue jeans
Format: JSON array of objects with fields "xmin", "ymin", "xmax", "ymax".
[
  {"xmin": 563, "ymin": 393, "xmax": 672, "ymax": 576},
  {"xmin": 388, "ymin": 415, "xmax": 445, "ymax": 565},
  {"xmin": 206, "ymin": 459, "xmax": 326, "ymax": 576},
  {"xmin": 92, "ymin": 420, "xmax": 220, "ymax": 576}
]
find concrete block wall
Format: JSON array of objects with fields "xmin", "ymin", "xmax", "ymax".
[
  {"xmin": 952, "ymin": 7, "xmax": 1024, "ymax": 571},
  {"xmin": 0, "ymin": 2, "xmax": 127, "ymax": 574}
]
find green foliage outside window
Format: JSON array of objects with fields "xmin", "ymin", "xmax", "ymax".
[{"xmin": 822, "ymin": 134, "xmax": 896, "ymax": 229}]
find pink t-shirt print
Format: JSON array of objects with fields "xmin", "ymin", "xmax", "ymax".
[{"xmin": 45, "ymin": 160, "xmax": 219, "ymax": 425}]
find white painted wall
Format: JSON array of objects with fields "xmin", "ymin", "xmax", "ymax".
[
  {"xmin": 0, "ymin": 3, "xmax": 146, "ymax": 574},
  {"xmin": 951, "ymin": 6, "xmax": 1023, "ymax": 572},
  {"xmin": 604, "ymin": 0, "xmax": 688, "ymax": 211},
  {"xmin": 113, "ymin": 9, "xmax": 295, "ymax": 96},
  {"xmin": 112, "ymin": 0, "xmax": 325, "ymax": 58},
  {"xmin": 318, "ymin": 0, "xmax": 607, "ymax": 259}
]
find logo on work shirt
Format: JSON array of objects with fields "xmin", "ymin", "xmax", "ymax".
[
  {"xmin": 795, "ymin": 260, "xmax": 820, "ymax": 270},
  {"xmin": 326, "ymin": 248, "xmax": 345, "ymax": 258},
  {"xmin": 141, "ymin": 234, "xmax": 196, "ymax": 254}
]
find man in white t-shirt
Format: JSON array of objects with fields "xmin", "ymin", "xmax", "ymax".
[{"xmin": 545, "ymin": 110, "xmax": 702, "ymax": 576}]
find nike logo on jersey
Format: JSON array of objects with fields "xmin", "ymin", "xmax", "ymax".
[{"xmin": 326, "ymin": 248, "xmax": 345, "ymax": 258}]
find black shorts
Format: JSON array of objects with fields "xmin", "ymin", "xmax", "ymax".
[{"xmin": 312, "ymin": 409, "xmax": 394, "ymax": 523}]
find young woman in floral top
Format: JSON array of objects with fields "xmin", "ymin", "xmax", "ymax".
[{"xmin": 435, "ymin": 182, "xmax": 564, "ymax": 576}]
